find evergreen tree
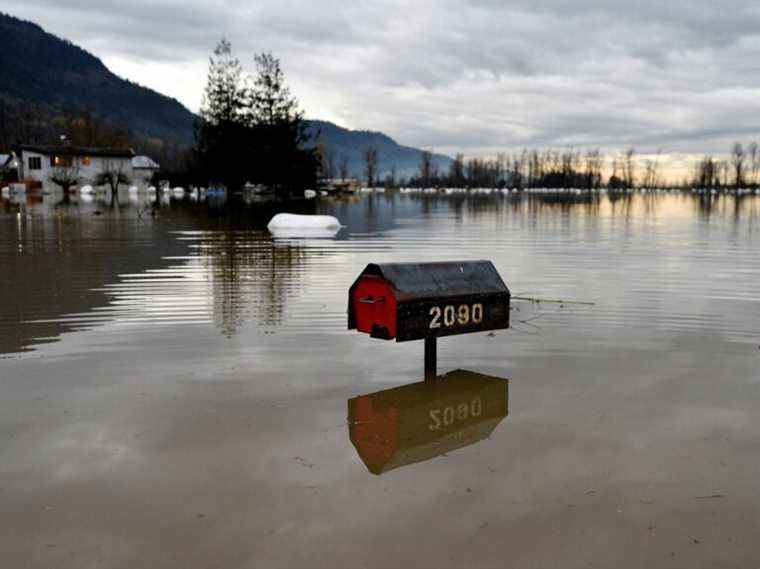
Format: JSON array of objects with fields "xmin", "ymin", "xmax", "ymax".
[
  {"xmin": 195, "ymin": 39, "xmax": 248, "ymax": 191},
  {"xmin": 201, "ymin": 39, "xmax": 244, "ymax": 126},
  {"xmin": 245, "ymin": 52, "xmax": 319, "ymax": 193},
  {"xmin": 246, "ymin": 53, "xmax": 298, "ymax": 126}
]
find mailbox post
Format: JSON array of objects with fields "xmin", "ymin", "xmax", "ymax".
[
  {"xmin": 348, "ymin": 261, "xmax": 511, "ymax": 380},
  {"xmin": 425, "ymin": 337, "xmax": 437, "ymax": 381}
]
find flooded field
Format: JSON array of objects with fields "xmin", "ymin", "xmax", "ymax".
[{"xmin": 1, "ymin": 189, "xmax": 759, "ymax": 568}]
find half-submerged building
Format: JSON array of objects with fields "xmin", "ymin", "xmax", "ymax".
[
  {"xmin": 132, "ymin": 155, "xmax": 160, "ymax": 186},
  {"xmin": 16, "ymin": 145, "xmax": 136, "ymax": 190}
]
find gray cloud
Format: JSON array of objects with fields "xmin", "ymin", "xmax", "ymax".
[{"xmin": 4, "ymin": 0, "xmax": 760, "ymax": 161}]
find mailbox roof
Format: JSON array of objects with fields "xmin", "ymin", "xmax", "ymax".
[{"xmin": 358, "ymin": 260, "xmax": 509, "ymax": 302}]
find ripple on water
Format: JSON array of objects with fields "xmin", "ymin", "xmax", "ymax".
[{"xmin": 0, "ymin": 192, "xmax": 758, "ymax": 356}]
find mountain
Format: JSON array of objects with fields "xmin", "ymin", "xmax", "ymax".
[
  {"xmin": 0, "ymin": 12, "xmax": 196, "ymax": 145},
  {"xmin": 0, "ymin": 12, "xmax": 452, "ymax": 179},
  {"xmin": 307, "ymin": 120, "xmax": 452, "ymax": 181}
]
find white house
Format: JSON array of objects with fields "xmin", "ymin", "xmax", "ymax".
[
  {"xmin": 16, "ymin": 145, "xmax": 136, "ymax": 190},
  {"xmin": 132, "ymin": 155, "xmax": 160, "ymax": 185}
]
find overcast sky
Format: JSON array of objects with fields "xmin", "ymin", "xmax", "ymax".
[{"xmin": 5, "ymin": 0, "xmax": 760, "ymax": 169}]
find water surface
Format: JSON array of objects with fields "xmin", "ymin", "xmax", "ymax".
[{"xmin": 1, "ymin": 189, "xmax": 759, "ymax": 568}]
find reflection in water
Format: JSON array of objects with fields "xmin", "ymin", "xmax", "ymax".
[
  {"xmin": 348, "ymin": 370, "xmax": 509, "ymax": 475},
  {"xmin": 2, "ymin": 189, "xmax": 760, "ymax": 355},
  {"xmin": 193, "ymin": 231, "xmax": 310, "ymax": 336},
  {"xmin": 0, "ymin": 204, "xmax": 189, "ymax": 354},
  {"xmin": 0, "ymin": 190, "xmax": 335, "ymax": 353},
  {"xmin": 269, "ymin": 227, "xmax": 341, "ymax": 239},
  {"xmin": 4, "ymin": 188, "xmax": 760, "ymax": 568}
]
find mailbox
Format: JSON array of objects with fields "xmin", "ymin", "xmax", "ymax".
[
  {"xmin": 348, "ymin": 261, "xmax": 510, "ymax": 342},
  {"xmin": 348, "ymin": 369, "xmax": 509, "ymax": 475}
]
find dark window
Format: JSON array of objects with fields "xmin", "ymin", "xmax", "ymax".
[{"xmin": 28, "ymin": 156, "xmax": 42, "ymax": 170}]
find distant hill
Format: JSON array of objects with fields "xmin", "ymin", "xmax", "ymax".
[
  {"xmin": 0, "ymin": 12, "xmax": 452, "ymax": 179},
  {"xmin": 307, "ymin": 120, "xmax": 452, "ymax": 181},
  {"xmin": 0, "ymin": 12, "xmax": 196, "ymax": 145}
]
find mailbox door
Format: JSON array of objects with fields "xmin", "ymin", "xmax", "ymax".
[
  {"xmin": 353, "ymin": 276, "xmax": 397, "ymax": 339},
  {"xmin": 396, "ymin": 292, "xmax": 509, "ymax": 342}
]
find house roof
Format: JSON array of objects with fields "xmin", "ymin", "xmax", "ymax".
[
  {"xmin": 18, "ymin": 145, "xmax": 135, "ymax": 159},
  {"xmin": 132, "ymin": 155, "xmax": 160, "ymax": 169},
  {"xmin": 1, "ymin": 153, "xmax": 19, "ymax": 169}
]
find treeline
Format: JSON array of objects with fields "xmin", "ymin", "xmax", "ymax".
[
  {"xmin": 411, "ymin": 149, "xmax": 611, "ymax": 189},
  {"xmin": 357, "ymin": 143, "xmax": 760, "ymax": 190},
  {"xmin": 343, "ymin": 145, "xmax": 636, "ymax": 189},
  {"xmin": 692, "ymin": 143, "xmax": 760, "ymax": 189},
  {"xmin": 348, "ymin": 146, "xmax": 648, "ymax": 190}
]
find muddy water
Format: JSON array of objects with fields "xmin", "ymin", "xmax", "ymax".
[{"xmin": 1, "ymin": 190, "xmax": 759, "ymax": 568}]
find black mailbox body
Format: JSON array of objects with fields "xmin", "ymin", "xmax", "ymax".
[{"xmin": 348, "ymin": 260, "xmax": 510, "ymax": 342}]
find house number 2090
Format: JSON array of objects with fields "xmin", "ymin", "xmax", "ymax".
[{"xmin": 429, "ymin": 303, "xmax": 484, "ymax": 329}]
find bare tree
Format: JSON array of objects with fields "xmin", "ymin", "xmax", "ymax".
[
  {"xmin": 431, "ymin": 163, "xmax": 440, "ymax": 184},
  {"xmin": 419, "ymin": 150, "xmax": 433, "ymax": 187},
  {"xmin": 749, "ymin": 142, "xmax": 760, "ymax": 186},
  {"xmin": 718, "ymin": 160, "xmax": 730, "ymax": 187},
  {"xmin": 641, "ymin": 150, "xmax": 662, "ymax": 189},
  {"xmin": 495, "ymin": 152, "xmax": 507, "ymax": 186},
  {"xmin": 731, "ymin": 142, "xmax": 746, "ymax": 188},
  {"xmin": 693, "ymin": 156, "xmax": 717, "ymax": 188},
  {"xmin": 623, "ymin": 148, "xmax": 636, "ymax": 188},
  {"xmin": 363, "ymin": 146, "xmax": 378, "ymax": 187},
  {"xmin": 449, "ymin": 153, "xmax": 465, "ymax": 187},
  {"xmin": 589, "ymin": 149, "xmax": 605, "ymax": 189},
  {"xmin": 96, "ymin": 159, "xmax": 131, "ymax": 196},
  {"xmin": 49, "ymin": 161, "xmax": 81, "ymax": 193},
  {"xmin": 510, "ymin": 151, "xmax": 527, "ymax": 188},
  {"xmin": 317, "ymin": 142, "xmax": 335, "ymax": 180},
  {"xmin": 338, "ymin": 156, "xmax": 349, "ymax": 180},
  {"xmin": 384, "ymin": 165, "xmax": 397, "ymax": 189}
]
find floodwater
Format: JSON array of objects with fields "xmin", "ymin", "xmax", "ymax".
[{"xmin": 1, "ymin": 188, "xmax": 759, "ymax": 568}]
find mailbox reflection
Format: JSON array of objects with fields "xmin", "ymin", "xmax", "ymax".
[{"xmin": 348, "ymin": 370, "xmax": 509, "ymax": 475}]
